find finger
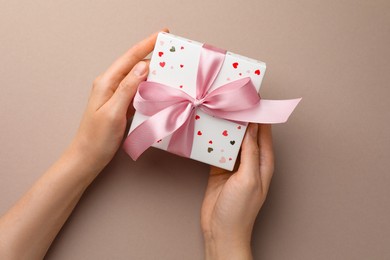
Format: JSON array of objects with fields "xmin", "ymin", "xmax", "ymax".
[
  {"xmin": 89, "ymin": 29, "xmax": 169, "ymax": 110},
  {"xmin": 126, "ymin": 59, "xmax": 150, "ymax": 119},
  {"xmin": 258, "ymin": 124, "xmax": 274, "ymax": 192},
  {"xmin": 103, "ymin": 28, "xmax": 169, "ymax": 86},
  {"xmin": 105, "ymin": 60, "xmax": 149, "ymax": 115},
  {"xmin": 237, "ymin": 123, "xmax": 260, "ymax": 180}
]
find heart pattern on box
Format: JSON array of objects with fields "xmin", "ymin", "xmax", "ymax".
[{"xmin": 146, "ymin": 33, "xmax": 266, "ymax": 170}]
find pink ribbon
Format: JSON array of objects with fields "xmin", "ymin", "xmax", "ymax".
[{"xmin": 124, "ymin": 44, "xmax": 301, "ymax": 160}]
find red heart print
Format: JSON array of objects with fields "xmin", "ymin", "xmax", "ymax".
[
  {"xmin": 197, "ymin": 131, "xmax": 202, "ymax": 135},
  {"xmin": 195, "ymin": 115, "xmax": 200, "ymax": 120},
  {"xmin": 232, "ymin": 62, "xmax": 238, "ymax": 69},
  {"xmin": 179, "ymin": 85, "xmax": 183, "ymax": 88},
  {"xmin": 255, "ymin": 69, "xmax": 260, "ymax": 75},
  {"xmin": 209, "ymin": 140, "xmax": 213, "ymax": 144},
  {"xmin": 219, "ymin": 156, "xmax": 226, "ymax": 163},
  {"xmin": 159, "ymin": 62, "xmax": 165, "ymax": 68},
  {"xmin": 158, "ymin": 52, "xmax": 164, "ymax": 57},
  {"xmin": 222, "ymin": 130, "xmax": 228, "ymax": 136},
  {"xmin": 229, "ymin": 157, "xmax": 232, "ymax": 161},
  {"xmin": 180, "ymin": 46, "xmax": 184, "ymax": 50},
  {"xmin": 180, "ymin": 64, "xmax": 184, "ymax": 68},
  {"xmin": 237, "ymin": 125, "xmax": 241, "ymax": 129}
]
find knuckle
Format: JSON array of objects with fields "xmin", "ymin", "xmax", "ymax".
[
  {"xmin": 93, "ymin": 74, "xmax": 111, "ymax": 89},
  {"xmin": 93, "ymin": 75, "xmax": 103, "ymax": 87},
  {"xmin": 118, "ymin": 80, "xmax": 130, "ymax": 91},
  {"xmin": 118, "ymin": 76, "xmax": 138, "ymax": 92},
  {"xmin": 237, "ymin": 172, "xmax": 260, "ymax": 191},
  {"xmin": 245, "ymin": 178, "xmax": 259, "ymax": 192},
  {"xmin": 249, "ymin": 180, "xmax": 262, "ymax": 196},
  {"xmin": 107, "ymin": 110, "xmax": 121, "ymax": 123},
  {"xmin": 129, "ymin": 44, "xmax": 143, "ymax": 60},
  {"xmin": 99, "ymin": 107, "xmax": 121, "ymax": 123}
]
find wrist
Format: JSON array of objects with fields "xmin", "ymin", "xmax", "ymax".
[
  {"xmin": 203, "ymin": 231, "xmax": 252, "ymax": 260},
  {"xmin": 62, "ymin": 140, "xmax": 106, "ymax": 184}
]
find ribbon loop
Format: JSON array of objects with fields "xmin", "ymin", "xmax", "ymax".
[{"xmin": 134, "ymin": 81, "xmax": 194, "ymax": 116}]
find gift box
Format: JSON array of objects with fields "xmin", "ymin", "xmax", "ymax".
[{"xmin": 124, "ymin": 32, "xmax": 300, "ymax": 171}]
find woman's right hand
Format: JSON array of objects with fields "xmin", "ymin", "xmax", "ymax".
[{"xmin": 201, "ymin": 123, "xmax": 274, "ymax": 260}]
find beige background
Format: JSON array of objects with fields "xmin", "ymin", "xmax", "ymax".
[{"xmin": 1, "ymin": 1, "xmax": 389, "ymax": 259}]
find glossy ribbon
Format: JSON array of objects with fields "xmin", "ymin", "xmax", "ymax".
[{"xmin": 124, "ymin": 44, "xmax": 301, "ymax": 160}]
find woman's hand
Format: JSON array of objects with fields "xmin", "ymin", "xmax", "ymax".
[
  {"xmin": 70, "ymin": 29, "xmax": 168, "ymax": 174},
  {"xmin": 0, "ymin": 30, "xmax": 168, "ymax": 260},
  {"xmin": 201, "ymin": 123, "xmax": 274, "ymax": 260}
]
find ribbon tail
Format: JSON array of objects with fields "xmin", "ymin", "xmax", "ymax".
[
  {"xmin": 123, "ymin": 102, "xmax": 193, "ymax": 160},
  {"xmin": 203, "ymin": 98, "xmax": 302, "ymax": 124},
  {"xmin": 167, "ymin": 109, "xmax": 196, "ymax": 158}
]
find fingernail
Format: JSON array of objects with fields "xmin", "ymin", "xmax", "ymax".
[
  {"xmin": 133, "ymin": 61, "xmax": 148, "ymax": 77},
  {"xmin": 249, "ymin": 124, "xmax": 258, "ymax": 138}
]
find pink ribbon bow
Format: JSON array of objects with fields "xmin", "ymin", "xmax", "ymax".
[{"xmin": 124, "ymin": 44, "xmax": 301, "ymax": 160}]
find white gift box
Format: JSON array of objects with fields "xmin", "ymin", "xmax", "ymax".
[{"xmin": 128, "ymin": 32, "xmax": 266, "ymax": 171}]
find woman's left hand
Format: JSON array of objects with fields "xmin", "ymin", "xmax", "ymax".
[{"xmin": 71, "ymin": 29, "xmax": 168, "ymax": 173}]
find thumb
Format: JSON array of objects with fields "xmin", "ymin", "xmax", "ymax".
[
  {"xmin": 237, "ymin": 123, "xmax": 260, "ymax": 179},
  {"xmin": 107, "ymin": 60, "xmax": 149, "ymax": 114}
]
